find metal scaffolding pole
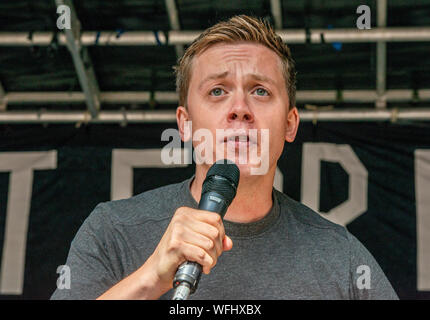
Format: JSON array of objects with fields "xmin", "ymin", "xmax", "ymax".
[
  {"xmin": 1, "ymin": 108, "xmax": 430, "ymax": 124},
  {"xmin": 0, "ymin": 81, "xmax": 6, "ymax": 111},
  {"xmin": 270, "ymin": 0, "xmax": 283, "ymax": 30},
  {"xmin": 2, "ymin": 27, "xmax": 430, "ymax": 46},
  {"xmin": 3, "ymin": 89, "xmax": 430, "ymax": 105},
  {"xmin": 165, "ymin": 0, "xmax": 184, "ymax": 58},
  {"xmin": 376, "ymin": 0, "xmax": 387, "ymax": 109},
  {"xmin": 55, "ymin": 0, "xmax": 100, "ymax": 118}
]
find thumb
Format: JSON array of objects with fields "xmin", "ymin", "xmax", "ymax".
[{"xmin": 222, "ymin": 235, "xmax": 233, "ymax": 251}]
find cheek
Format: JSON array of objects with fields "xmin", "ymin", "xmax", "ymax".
[
  {"xmin": 189, "ymin": 122, "xmax": 219, "ymax": 149},
  {"xmin": 266, "ymin": 121, "xmax": 287, "ymax": 156},
  {"xmin": 269, "ymin": 130, "xmax": 286, "ymax": 157}
]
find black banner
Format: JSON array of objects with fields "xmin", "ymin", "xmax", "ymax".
[{"xmin": 0, "ymin": 121, "xmax": 429, "ymax": 299}]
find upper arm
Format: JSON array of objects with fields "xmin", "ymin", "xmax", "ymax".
[
  {"xmin": 347, "ymin": 232, "xmax": 399, "ymax": 300},
  {"xmin": 50, "ymin": 203, "xmax": 120, "ymax": 300}
]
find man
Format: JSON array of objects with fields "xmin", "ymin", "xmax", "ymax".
[{"xmin": 51, "ymin": 15, "xmax": 398, "ymax": 300}]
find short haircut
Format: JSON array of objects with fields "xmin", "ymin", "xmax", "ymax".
[{"xmin": 174, "ymin": 14, "xmax": 297, "ymax": 110}]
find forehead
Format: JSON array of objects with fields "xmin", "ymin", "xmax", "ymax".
[{"xmin": 191, "ymin": 42, "xmax": 283, "ymax": 81}]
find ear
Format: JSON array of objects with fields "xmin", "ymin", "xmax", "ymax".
[
  {"xmin": 176, "ymin": 106, "xmax": 191, "ymax": 142},
  {"xmin": 285, "ymin": 106, "xmax": 300, "ymax": 143}
]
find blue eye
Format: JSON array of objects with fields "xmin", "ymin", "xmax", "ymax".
[
  {"xmin": 210, "ymin": 88, "xmax": 224, "ymax": 96},
  {"xmin": 255, "ymin": 88, "xmax": 269, "ymax": 96}
]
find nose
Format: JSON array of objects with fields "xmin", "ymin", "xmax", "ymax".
[{"xmin": 227, "ymin": 91, "xmax": 254, "ymax": 123}]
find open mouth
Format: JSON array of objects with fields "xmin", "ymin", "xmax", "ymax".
[
  {"xmin": 224, "ymin": 135, "xmax": 250, "ymax": 143},
  {"xmin": 221, "ymin": 130, "xmax": 258, "ymax": 149}
]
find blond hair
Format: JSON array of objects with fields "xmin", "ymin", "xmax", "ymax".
[{"xmin": 174, "ymin": 15, "xmax": 297, "ymax": 109}]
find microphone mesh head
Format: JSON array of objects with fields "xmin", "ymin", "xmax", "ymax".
[
  {"xmin": 205, "ymin": 159, "xmax": 240, "ymax": 188},
  {"xmin": 201, "ymin": 160, "xmax": 240, "ymax": 204}
]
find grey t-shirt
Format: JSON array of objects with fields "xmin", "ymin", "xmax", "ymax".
[{"xmin": 51, "ymin": 177, "xmax": 398, "ymax": 300}]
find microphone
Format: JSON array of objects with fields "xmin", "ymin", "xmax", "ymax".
[{"xmin": 172, "ymin": 160, "xmax": 240, "ymax": 300}]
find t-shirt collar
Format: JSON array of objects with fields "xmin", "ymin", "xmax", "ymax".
[{"xmin": 180, "ymin": 176, "xmax": 280, "ymax": 238}]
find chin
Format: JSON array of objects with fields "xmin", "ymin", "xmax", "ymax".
[
  {"xmin": 235, "ymin": 163, "xmax": 253, "ymax": 178},
  {"xmin": 216, "ymin": 156, "xmax": 270, "ymax": 178},
  {"xmin": 241, "ymin": 163, "xmax": 271, "ymax": 178}
]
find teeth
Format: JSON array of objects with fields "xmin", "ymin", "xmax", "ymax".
[{"xmin": 228, "ymin": 135, "xmax": 248, "ymax": 142}]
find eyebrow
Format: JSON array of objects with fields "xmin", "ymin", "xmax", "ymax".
[
  {"xmin": 249, "ymin": 73, "xmax": 276, "ymax": 86},
  {"xmin": 198, "ymin": 71, "xmax": 229, "ymax": 90},
  {"xmin": 198, "ymin": 71, "xmax": 276, "ymax": 90}
]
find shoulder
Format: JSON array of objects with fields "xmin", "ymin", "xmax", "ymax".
[
  {"xmin": 273, "ymin": 190, "xmax": 397, "ymax": 297},
  {"xmin": 89, "ymin": 179, "xmax": 189, "ymax": 228},
  {"xmin": 274, "ymin": 189, "xmax": 348, "ymax": 239}
]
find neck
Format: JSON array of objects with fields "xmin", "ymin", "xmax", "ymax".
[{"xmin": 190, "ymin": 165, "xmax": 275, "ymax": 223}]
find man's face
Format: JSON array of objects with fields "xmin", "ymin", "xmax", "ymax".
[{"xmin": 177, "ymin": 42, "xmax": 299, "ymax": 177}]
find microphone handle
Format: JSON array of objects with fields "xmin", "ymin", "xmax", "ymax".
[
  {"xmin": 198, "ymin": 190, "xmax": 230, "ymax": 218},
  {"xmin": 172, "ymin": 191, "xmax": 229, "ymax": 300}
]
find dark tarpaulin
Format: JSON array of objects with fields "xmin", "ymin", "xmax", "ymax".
[{"xmin": 0, "ymin": 121, "xmax": 429, "ymax": 299}]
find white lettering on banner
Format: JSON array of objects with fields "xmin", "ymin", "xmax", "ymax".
[
  {"xmin": 111, "ymin": 148, "xmax": 284, "ymax": 200},
  {"xmin": 415, "ymin": 149, "xmax": 430, "ymax": 291},
  {"xmin": 111, "ymin": 149, "xmax": 190, "ymax": 201},
  {"xmin": 301, "ymin": 143, "xmax": 368, "ymax": 226},
  {"xmin": 0, "ymin": 148, "xmax": 425, "ymax": 294},
  {"xmin": 0, "ymin": 151, "xmax": 57, "ymax": 295}
]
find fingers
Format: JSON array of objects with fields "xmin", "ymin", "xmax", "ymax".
[
  {"xmin": 171, "ymin": 210, "xmax": 227, "ymax": 271},
  {"xmin": 181, "ymin": 242, "xmax": 214, "ymax": 275},
  {"xmin": 151, "ymin": 206, "xmax": 233, "ymax": 287},
  {"xmin": 184, "ymin": 219, "xmax": 225, "ymax": 258},
  {"xmin": 182, "ymin": 208, "xmax": 225, "ymax": 235},
  {"xmin": 176, "ymin": 206, "xmax": 228, "ymax": 251},
  {"xmin": 223, "ymin": 235, "xmax": 233, "ymax": 251}
]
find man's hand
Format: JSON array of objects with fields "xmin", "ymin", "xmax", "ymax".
[
  {"xmin": 147, "ymin": 206, "xmax": 233, "ymax": 291},
  {"xmin": 97, "ymin": 206, "xmax": 233, "ymax": 300}
]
